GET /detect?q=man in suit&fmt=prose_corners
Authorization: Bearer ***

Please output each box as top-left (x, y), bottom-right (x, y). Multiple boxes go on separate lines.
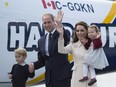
top-left (29, 11), bottom-right (71, 87)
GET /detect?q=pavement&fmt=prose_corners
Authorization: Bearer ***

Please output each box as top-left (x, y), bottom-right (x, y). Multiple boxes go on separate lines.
top-left (0, 72), bottom-right (116, 87)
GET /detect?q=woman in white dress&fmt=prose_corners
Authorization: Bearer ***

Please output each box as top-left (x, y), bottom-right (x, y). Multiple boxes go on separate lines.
top-left (56, 21), bottom-right (98, 87)
top-left (79, 25), bottom-right (109, 86)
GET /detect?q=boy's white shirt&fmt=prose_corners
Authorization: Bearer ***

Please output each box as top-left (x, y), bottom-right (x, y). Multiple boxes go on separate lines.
top-left (18, 61), bottom-right (26, 66)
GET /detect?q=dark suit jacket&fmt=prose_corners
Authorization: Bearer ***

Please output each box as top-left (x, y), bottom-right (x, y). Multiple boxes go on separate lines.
top-left (34, 29), bottom-right (71, 87)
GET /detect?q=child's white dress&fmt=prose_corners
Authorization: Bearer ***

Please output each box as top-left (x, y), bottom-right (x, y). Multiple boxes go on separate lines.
top-left (84, 42), bottom-right (109, 69)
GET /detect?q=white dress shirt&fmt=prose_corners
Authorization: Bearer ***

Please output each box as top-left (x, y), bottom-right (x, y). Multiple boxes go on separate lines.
top-left (45, 29), bottom-right (56, 56)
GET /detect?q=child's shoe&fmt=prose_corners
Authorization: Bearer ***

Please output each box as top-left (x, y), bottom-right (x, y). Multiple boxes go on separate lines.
top-left (88, 78), bottom-right (97, 86)
top-left (79, 76), bottom-right (88, 82)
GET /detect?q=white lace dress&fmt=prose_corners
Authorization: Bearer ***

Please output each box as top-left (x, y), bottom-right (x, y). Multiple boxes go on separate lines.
top-left (84, 42), bottom-right (109, 69)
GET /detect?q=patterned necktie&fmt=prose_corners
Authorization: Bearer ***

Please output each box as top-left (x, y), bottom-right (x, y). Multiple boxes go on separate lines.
top-left (48, 33), bottom-right (52, 55)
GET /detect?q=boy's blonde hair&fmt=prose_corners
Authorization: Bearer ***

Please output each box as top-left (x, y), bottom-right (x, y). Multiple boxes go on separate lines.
top-left (89, 25), bottom-right (99, 33)
top-left (14, 47), bottom-right (27, 57)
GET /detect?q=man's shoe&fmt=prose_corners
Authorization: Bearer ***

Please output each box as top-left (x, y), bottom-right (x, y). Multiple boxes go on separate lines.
top-left (88, 78), bottom-right (97, 86)
top-left (79, 76), bottom-right (88, 82)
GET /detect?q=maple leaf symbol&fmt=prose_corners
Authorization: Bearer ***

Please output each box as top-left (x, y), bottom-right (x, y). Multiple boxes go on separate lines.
top-left (47, 2), bottom-right (51, 6)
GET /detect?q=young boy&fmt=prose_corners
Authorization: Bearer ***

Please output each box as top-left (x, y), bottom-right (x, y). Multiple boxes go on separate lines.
top-left (8, 47), bottom-right (35, 87)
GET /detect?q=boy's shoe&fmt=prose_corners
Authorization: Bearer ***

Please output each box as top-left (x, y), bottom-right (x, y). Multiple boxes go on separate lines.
top-left (88, 78), bottom-right (97, 86)
top-left (79, 76), bottom-right (88, 82)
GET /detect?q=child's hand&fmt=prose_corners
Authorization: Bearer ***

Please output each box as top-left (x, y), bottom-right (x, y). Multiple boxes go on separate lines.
top-left (8, 73), bottom-right (12, 79)
top-left (29, 63), bottom-right (35, 73)
top-left (97, 32), bottom-right (101, 38)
